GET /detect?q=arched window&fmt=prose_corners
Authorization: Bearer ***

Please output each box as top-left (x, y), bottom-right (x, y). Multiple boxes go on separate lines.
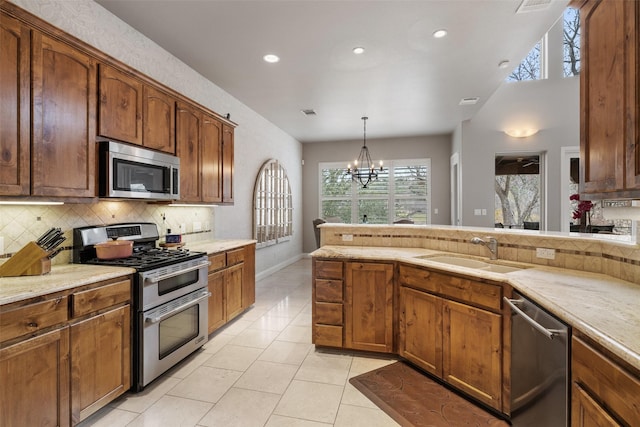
top-left (253, 159), bottom-right (293, 248)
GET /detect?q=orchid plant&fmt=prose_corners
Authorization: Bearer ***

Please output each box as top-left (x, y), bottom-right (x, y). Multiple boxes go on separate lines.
top-left (570, 193), bottom-right (594, 223)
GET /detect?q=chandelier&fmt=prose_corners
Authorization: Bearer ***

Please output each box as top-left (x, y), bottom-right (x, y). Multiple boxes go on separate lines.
top-left (346, 116), bottom-right (383, 188)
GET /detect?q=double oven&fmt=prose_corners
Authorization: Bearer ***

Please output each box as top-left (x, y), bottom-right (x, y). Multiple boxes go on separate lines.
top-left (74, 223), bottom-right (210, 391)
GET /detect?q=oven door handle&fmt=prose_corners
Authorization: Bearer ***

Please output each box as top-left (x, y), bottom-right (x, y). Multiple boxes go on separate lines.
top-left (504, 297), bottom-right (565, 340)
top-left (145, 261), bottom-right (211, 284)
top-left (145, 291), bottom-right (211, 324)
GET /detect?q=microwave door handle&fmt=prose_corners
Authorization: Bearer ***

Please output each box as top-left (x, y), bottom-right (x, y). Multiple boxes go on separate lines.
top-left (144, 261), bottom-right (211, 284)
top-left (145, 291), bottom-right (211, 324)
top-left (503, 297), bottom-right (565, 340)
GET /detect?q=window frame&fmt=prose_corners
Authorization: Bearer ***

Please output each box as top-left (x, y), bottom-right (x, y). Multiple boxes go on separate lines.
top-left (318, 158), bottom-right (431, 224)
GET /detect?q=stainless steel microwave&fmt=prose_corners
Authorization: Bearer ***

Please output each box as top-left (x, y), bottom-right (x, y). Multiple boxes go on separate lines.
top-left (98, 140), bottom-right (180, 200)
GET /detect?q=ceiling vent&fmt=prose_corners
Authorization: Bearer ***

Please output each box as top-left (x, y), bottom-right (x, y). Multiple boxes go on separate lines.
top-left (459, 97), bottom-right (479, 106)
top-left (516, 0), bottom-right (552, 13)
top-left (301, 109), bottom-right (317, 116)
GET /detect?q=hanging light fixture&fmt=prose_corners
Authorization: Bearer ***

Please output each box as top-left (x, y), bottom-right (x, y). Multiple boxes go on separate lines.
top-left (346, 116), bottom-right (384, 188)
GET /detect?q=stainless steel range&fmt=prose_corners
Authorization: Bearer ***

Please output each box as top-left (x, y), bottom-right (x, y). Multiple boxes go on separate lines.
top-left (73, 223), bottom-right (210, 391)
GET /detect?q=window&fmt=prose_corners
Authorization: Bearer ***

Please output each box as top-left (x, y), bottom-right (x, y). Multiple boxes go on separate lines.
top-left (319, 159), bottom-right (430, 224)
top-left (494, 154), bottom-right (543, 229)
top-left (506, 37), bottom-right (545, 82)
top-left (563, 7), bottom-right (581, 77)
top-left (253, 159), bottom-right (293, 248)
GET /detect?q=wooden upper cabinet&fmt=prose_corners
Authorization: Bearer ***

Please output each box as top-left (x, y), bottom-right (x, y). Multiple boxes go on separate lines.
top-left (201, 115), bottom-right (223, 203)
top-left (31, 31), bottom-right (96, 197)
top-left (143, 85), bottom-right (175, 154)
top-left (98, 64), bottom-right (143, 145)
top-left (580, 0), bottom-right (640, 198)
top-left (176, 101), bottom-right (202, 202)
top-left (222, 124), bottom-right (234, 203)
top-left (0, 14), bottom-right (30, 196)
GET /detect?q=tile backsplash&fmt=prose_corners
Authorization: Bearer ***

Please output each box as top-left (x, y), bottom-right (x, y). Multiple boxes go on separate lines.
top-left (0, 202), bottom-right (215, 264)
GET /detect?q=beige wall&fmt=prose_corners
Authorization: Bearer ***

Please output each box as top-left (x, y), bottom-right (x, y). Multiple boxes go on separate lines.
top-left (302, 134), bottom-right (452, 253)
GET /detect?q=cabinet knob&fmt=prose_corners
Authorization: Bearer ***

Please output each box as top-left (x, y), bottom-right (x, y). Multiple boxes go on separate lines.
top-left (27, 322), bottom-right (38, 328)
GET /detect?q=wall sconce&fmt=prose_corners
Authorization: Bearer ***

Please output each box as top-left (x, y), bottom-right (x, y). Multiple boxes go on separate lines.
top-left (504, 129), bottom-right (539, 138)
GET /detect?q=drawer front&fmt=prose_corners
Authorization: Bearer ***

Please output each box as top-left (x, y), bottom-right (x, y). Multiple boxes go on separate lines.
top-left (438, 275), bottom-right (501, 311)
top-left (314, 324), bottom-right (343, 347)
top-left (208, 253), bottom-right (226, 272)
top-left (315, 279), bottom-right (343, 302)
top-left (315, 260), bottom-right (343, 279)
top-left (0, 297), bottom-right (68, 342)
top-left (71, 279), bottom-right (131, 318)
top-left (398, 264), bottom-right (438, 293)
top-left (226, 248), bottom-right (245, 266)
top-left (315, 302), bottom-right (343, 325)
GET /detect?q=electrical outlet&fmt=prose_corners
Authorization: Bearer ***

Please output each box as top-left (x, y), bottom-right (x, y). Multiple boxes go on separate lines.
top-left (481, 209), bottom-right (487, 216)
top-left (180, 223), bottom-right (186, 232)
top-left (474, 209), bottom-right (482, 216)
top-left (0, 236), bottom-right (4, 255)
top-left (193, 221), bottom-right (202, 232)
top-left (204, 221), bottom-right (210, 231)
top-left (342, 234), bottom-right (353, 242)
top-left (434, 208), bottom-right (439, 215)
top-left (536, 248), bottom-right (556, 260)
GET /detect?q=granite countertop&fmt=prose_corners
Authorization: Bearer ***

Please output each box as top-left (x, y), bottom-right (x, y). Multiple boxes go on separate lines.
top-left (0, 239), bottom-right (255, 307)
top-left (186, 239), bottom-right (256, 255)
top-left (312, 245), bottom-right (640, 373)
top-left (0, 264), bottom-right (135, 306)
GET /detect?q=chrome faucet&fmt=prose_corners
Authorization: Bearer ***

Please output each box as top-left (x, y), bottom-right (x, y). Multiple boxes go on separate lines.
top-left (471, 236), bottom-right (498, 260)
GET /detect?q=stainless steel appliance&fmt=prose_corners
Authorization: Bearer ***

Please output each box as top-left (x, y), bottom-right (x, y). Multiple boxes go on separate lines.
top-left (73, 223), bottom-right (210, 391)
top-left (505, 291), bottom-right (570, 426)
top-left (98, 139), bottom-right (180, 200)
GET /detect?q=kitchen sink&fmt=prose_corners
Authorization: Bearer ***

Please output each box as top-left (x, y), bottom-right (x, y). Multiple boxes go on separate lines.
top-left (413, 254), bottom-right (528, 273)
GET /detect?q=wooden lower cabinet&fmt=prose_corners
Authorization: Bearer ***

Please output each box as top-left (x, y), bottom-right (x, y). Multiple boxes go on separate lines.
top-left (344, 262), bottom-right (394, 353)
top-left (70, 305), bottom-right (131, 424)
top-left (571, 336), bottom-right (640, 426)
top-left (0, 327), bottom-right (70, 427)
top-left (207, 245), bottom-right (255, 335)
top-left (312, 259), bottom-right (344, 347)
top-left (398, 286), bottom-right (443, 377)
top-left (442, 299), bottom-right (502, 409)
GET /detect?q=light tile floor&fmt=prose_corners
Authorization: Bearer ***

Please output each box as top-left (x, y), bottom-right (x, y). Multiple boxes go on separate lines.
top-left (79, 258), bottom-right (400, 427)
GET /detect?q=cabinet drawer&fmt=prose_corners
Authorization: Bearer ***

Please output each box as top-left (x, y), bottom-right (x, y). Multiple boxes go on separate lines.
top-left (315, 279), bottom-right (343, 302)
top-left (71, 279), bottom-right (131, 318)
top-left (208, 252), bottom-right (226, 272)
top-left (314, 324), bottom-right (343, 347)
top-left (572, 336), bottom-right (640, 426)
top-left (226, 248), bottom-right (244, 266)
top-left (398, 265), bottom-right (438, 293)
top-left (438, 275), bottom-right (502, 311)
top-left (0, 297), bottom-right (68, 342)
top-left (315, 260), bottom-right (343, 279)
top-left (315, 302), bottom-right (343, 325)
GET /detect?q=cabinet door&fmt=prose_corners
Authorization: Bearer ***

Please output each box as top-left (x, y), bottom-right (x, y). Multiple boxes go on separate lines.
top-left (32, 31), bottom-right (96, 197)
top-left (201, 115), bottom-right (222, 203)
top-left (225, 263), bottom-right (244, 321)
top-left (0, 14), bottom-right (30, 195)
top-left (241, 243), bottom-right (256, 309)
top-left (143, 85), bottom-right (175, 154)
top-left (176, 102), bottom-right (202, 202)
top-left (222, 124), bottom-right (234, 203)
top-left (399, 286), bottom-right (442, 377)
top-left (208, 269), bottom-right (226, 334)
top-left (442, 299), bottom-right (502, 411)
top-left (70, 305), bottom-right (131, 424)
top-left (344, 262), bottom-right (394, 353)
top-left (0, 327), bottom-right (70, 427)
top-left (580, 0), bottom-right (640, 196)
top-left (572, 382), bottom-right (622, 427)
top-left (98, 64), bottom-right (142, 145)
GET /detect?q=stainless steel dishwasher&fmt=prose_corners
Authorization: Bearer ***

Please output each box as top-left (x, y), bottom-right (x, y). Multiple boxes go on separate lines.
top-left (505, 291), bottom-right (570, 426)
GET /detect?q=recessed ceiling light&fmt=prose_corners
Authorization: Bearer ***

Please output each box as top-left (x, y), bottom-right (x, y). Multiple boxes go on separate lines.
top-left (498, 60), bottom-right (510, 69)
top-left (352, 47), bottom-right (365, 55)
top-left (433, 29), bottom-right (448, 38)
top-left (263, 54), bottom-right (280, 63)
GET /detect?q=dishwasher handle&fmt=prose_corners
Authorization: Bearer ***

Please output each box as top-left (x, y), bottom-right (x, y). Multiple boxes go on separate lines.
top-left (504, 297), bottom-right (566, 340)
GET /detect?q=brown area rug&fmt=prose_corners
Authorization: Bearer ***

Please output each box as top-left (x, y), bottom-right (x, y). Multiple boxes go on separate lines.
top-left (349, 361), bottom-right (509, 427)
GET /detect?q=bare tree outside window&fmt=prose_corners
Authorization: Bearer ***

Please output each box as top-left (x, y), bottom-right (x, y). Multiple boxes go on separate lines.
top-left (494, 155), bottom-right (541, 228)
top-left (563, 7), bottom-right (581, 77)
top-left (506, 41), bottom-right (541, 82)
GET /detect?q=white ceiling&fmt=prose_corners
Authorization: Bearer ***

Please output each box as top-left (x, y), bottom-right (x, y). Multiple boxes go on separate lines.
top-left (96, 0), bottom-right (569, 143)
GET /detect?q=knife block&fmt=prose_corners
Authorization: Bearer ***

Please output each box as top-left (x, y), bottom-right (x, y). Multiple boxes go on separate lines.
top-left (0, 241), bottom-right (51, 277)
